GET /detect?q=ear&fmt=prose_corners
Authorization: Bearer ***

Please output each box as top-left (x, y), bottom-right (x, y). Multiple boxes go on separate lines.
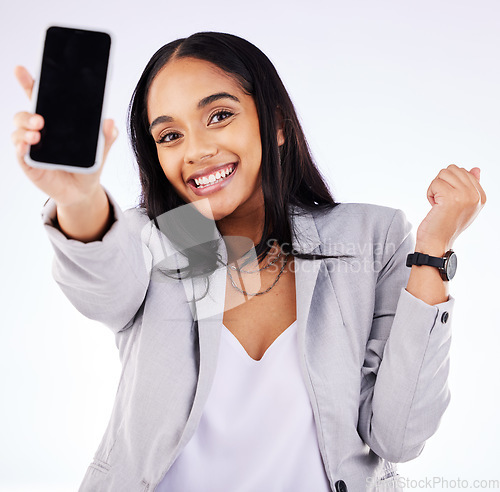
top-left (276, 107), bottom-right (285, 147)
top-left (277, 128), bottom-right (285, 147)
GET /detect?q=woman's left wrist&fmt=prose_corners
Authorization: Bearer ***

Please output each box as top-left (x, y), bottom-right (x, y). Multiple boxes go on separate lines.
top-left (414, 239), bottom-right (452, 257)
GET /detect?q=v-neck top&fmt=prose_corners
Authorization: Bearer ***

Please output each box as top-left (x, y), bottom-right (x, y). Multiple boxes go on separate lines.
top-left (156, 320), bottom-right (331, 491)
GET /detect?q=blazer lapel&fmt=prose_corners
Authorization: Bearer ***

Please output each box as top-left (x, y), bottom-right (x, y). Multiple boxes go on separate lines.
top-left (179, 230), bottom-right (228, 440)
top-left (288, 205), bottom-right (324, 352)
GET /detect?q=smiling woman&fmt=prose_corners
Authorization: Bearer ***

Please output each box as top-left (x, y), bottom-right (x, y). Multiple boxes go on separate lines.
top-left (147, 57), bottom-right (265, 224)
top-left (12, 30), bottom-right (486, 492)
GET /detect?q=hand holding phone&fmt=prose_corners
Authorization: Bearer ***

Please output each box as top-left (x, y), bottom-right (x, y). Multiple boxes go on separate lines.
top-left (12, 65), bottom-right (117, 209)
top-left (12, 26), bottom-right (119, 242)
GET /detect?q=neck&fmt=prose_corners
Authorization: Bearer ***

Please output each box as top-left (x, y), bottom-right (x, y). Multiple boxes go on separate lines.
top-left (216, 200), bottom-right (267, 265)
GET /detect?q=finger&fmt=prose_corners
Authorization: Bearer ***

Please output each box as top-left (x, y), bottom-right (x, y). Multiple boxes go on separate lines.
top-left (16, 141), bottom-right (30, 171)
top-left (442, 164), bottom-right (484, 203)
top-left (102, 119), bottom-right (118, 163)
top-left (448, 164), bottom-right (476, 182)
top-left (427, 177), bottom-right (454, 206)
top-left (11, 127), bottom-right (41, 146)
top-left (434, 165), bottom-right (486, 208)
top-left (13, 112), bottom-right (44, 131)
top-left (466, 167), bottom-right (487, 205)
top-left (436, 167), bottom-right (468, 190)
top-left (14, 66), bottom-right (35, 100)
top-left (450, 165), bottom-right (486, 205)
top-left (469, 167), bottom-right (480, 181)
top-left (15, 141), bottom-right (44, 181)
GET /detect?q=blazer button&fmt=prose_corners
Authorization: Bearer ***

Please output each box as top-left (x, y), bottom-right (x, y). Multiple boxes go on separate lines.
top-left (335, 480), bottom-right (348, 492)
top-left (441, 311), bottom-right (449, 323)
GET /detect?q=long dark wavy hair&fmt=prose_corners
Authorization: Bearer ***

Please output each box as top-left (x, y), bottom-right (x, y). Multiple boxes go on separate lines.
top-left (128, 32), bottom-right (351, 296)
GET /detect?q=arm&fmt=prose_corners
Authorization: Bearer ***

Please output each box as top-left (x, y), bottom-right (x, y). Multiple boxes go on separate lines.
top-left (13, 66), bottom-right (147, 335)
top-left (42, 190), bottom-right (152, 334)
top-left (56, 184), bottom-right (112, 242)
top-left (358, 163), bottom-right (486, 462)
top-left (357, 209), bottom-right (455, 462)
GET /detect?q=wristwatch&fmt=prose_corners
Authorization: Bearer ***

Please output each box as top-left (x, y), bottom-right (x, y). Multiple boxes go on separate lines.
top-left (406, 249), bottom-right (457, 281)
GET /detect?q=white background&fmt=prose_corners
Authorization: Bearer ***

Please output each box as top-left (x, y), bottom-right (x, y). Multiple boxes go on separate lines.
top-left (1, 1), bottom-right (499, 491)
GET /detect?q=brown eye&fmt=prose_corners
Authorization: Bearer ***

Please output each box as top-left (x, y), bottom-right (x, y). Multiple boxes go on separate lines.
top-left (157, 131), bottom-right (182, 144)
top-left (209, 110), bottom-right (234, 124)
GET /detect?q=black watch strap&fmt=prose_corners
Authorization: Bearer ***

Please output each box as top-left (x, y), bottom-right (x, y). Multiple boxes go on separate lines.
top-left (405, 252), bottom-right (445, 269)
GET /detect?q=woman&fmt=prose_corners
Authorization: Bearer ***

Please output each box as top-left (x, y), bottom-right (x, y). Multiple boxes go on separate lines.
top-left (12, 32), bottom-right (486, 491)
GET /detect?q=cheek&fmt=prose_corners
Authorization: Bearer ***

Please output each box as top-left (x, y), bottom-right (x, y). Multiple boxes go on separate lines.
top-left (228, 123), bottom-right (262, 167)
top-left (246, 137), bottom-right (263, 173)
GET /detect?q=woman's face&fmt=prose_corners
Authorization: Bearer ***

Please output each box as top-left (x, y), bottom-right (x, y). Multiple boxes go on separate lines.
top-left (147, 57), bottom-right (278, 222)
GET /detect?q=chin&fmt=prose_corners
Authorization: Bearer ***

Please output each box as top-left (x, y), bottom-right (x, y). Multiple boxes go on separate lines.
top-left (211, 208), bottom-right (237, 222)
top-left (189, 198), bottom-right (235, 222)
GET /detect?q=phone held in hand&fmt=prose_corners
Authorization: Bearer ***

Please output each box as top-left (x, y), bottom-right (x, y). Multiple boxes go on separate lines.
top-left (26, 26), bottom-right (112, 173)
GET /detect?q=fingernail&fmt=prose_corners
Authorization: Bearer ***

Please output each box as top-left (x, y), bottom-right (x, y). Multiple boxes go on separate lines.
top-left (29, 115), bottom-right (40, 128)
top-left (112, 126), bottom-right (118, 139)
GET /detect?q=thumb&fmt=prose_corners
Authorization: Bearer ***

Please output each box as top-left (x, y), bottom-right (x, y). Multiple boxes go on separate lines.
top-left (469, 167), bottom-right (481, 182)
top-left (102, 119), bottom-right (118, 163)
top-left (14, 65), bottom-right (35, 100)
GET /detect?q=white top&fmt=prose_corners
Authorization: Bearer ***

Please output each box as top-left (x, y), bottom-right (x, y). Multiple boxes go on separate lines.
top-left (157, 320), bottom-right (331, 492)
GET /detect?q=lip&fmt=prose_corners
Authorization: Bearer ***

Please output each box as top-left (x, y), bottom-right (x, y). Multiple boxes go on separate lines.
top-left (187, 162), bottom-right (238, 196)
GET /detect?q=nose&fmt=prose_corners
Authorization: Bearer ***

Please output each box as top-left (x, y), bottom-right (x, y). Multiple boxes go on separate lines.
top-left (184, 128), bottom-right (217, 165)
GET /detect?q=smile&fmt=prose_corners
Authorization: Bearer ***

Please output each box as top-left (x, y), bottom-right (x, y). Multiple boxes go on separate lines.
top-left (192, 164), bottom-right (236, 188)
top-left (187, 162), bottom-right (238, 196)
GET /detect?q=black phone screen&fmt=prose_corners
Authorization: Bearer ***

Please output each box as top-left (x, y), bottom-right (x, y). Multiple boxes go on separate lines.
top-left (30, 26), bottom-right (111, 168)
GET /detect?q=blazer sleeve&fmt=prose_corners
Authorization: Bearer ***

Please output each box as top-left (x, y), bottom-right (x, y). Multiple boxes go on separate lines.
top-left (357, 208), bottom-right (455, 463)
top-left (41, 190), bottom-right (152, 335)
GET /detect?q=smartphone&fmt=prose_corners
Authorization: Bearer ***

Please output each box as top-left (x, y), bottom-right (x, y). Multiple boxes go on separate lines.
top-left (27, 26), bottom-right (112, 173)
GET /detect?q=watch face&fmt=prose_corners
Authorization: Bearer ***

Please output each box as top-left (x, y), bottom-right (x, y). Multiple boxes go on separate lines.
top-left (446, 252), bottom-right (458, 280)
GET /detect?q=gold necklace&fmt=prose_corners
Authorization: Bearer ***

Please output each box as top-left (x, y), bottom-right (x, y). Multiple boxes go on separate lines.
top-left (228, 250), bottom-right (283, 273)
top-left (227, 241), bottom-right (283, 273)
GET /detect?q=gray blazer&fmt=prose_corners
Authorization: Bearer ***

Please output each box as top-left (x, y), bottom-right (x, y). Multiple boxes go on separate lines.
top-left (42, 192), bottom-right (454, 492)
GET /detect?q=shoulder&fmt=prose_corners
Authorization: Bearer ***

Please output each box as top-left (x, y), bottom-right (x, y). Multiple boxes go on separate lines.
top-left (315, 201), bottom-right (408, 230)
top-left (121, 204), bottom-right (191, 267)
top-left (103, 189), bottom-right (152, 236)
top-left (123, 205), bottom-right (152, 233)
top-left (314, 202), bottom-right (399, 222)
top-left (307, 202), bottom-right (413, 250)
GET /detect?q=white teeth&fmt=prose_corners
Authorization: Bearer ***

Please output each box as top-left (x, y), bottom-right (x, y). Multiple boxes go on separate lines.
top-left (193, 165), bottom-right (235, 188)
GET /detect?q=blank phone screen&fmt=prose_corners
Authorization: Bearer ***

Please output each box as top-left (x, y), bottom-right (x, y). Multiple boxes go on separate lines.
top-left (30, 26), bottom-right (111, 168)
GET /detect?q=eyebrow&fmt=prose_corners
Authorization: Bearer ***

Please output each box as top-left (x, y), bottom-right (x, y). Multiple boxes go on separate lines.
top-left (149, 92), bottom-right (240, 134)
